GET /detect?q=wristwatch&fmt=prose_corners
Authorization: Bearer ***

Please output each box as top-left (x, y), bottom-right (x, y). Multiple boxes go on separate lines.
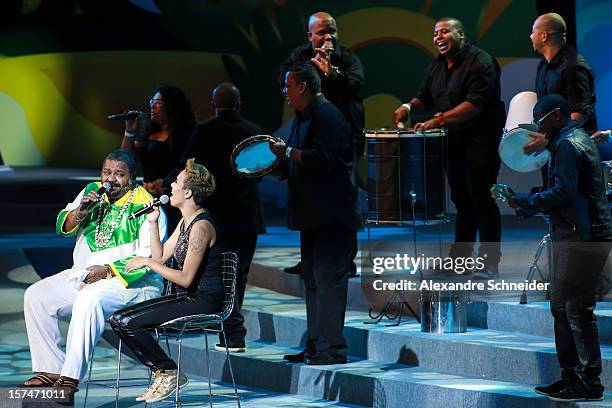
top-left (104, 264), bottom-right (113, 279)
top-left (285, 146), bottom-right (292, 159)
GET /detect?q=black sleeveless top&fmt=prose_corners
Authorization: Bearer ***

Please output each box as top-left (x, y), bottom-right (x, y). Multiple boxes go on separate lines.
top-left (173, 211), bottom-right (224, 294)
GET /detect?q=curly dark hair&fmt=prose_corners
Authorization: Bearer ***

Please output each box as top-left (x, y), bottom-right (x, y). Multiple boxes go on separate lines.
top-left (142, 85), bottom-right (196, 150)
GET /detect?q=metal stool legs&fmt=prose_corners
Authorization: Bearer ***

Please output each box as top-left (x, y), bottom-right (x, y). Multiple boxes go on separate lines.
top-left (82, 339), bottom-right (122, 408)
top-left (169, 326), bottom-right (241, 408)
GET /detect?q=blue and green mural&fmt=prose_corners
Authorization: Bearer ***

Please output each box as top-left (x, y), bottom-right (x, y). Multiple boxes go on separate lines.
top-left (0, 0), bottom-right (538, 168)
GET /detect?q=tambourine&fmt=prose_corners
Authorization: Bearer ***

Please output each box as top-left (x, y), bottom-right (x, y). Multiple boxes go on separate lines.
top-left (230, 135), bottom-right (282, 178)
top-left (499, 127), bottom-right (550, 173)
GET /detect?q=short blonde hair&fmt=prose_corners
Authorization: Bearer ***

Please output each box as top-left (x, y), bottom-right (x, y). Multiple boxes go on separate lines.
top-left (183, 158), bottom-right (216, 205)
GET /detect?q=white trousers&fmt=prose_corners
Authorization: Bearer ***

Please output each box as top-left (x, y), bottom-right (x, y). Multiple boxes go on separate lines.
top-left (23, 271), bottom-right (139, 381)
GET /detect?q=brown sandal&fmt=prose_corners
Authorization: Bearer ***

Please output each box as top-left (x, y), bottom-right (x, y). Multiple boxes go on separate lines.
top-left (17, 373), bottom-right (57, 387)
top-left (52, 376), bottom-right (79, 405)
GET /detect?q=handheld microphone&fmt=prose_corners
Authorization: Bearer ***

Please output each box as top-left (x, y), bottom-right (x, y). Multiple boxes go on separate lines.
top-left (80, 182), bottom-right (112, 211)
top-left (106, 111), bottom-right (140, 121)
top-left (128, 195), bottom-right (170, 220)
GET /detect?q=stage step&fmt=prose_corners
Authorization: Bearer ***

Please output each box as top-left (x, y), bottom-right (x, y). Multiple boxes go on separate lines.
top-left (469, 300), bottom-right (612, 344)
top-left (170, 336), bottom-right (611, 408)
top-left (234, 287), bottom-right (612, 390)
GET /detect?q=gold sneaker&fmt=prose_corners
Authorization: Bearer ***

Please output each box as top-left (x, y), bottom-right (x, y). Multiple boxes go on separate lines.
top-left (145, 369), bottom-right (189, 403)
top-left (135, 370), bottom-right (163, 402)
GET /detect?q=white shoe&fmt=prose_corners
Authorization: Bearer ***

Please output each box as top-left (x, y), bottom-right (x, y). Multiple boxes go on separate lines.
top-left (145, 370), bottom-right (189, 403)
top-left (214, 343), bottom-right (246, 353)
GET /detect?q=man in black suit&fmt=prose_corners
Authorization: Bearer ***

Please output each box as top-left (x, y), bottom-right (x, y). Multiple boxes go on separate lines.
top-left (270, 62), bottom-right (362, 365)
top-left (179, 83), bottom-right (266, 351)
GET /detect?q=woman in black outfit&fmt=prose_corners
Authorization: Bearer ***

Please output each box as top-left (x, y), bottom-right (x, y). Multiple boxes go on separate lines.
top-left (109, 158), bottom-right (222, 404)
top-left (121, 85), bottom-right (196, 231)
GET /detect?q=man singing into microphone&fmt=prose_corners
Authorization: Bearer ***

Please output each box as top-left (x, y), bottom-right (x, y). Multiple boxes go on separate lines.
top-left (280, 11), bottom-right (364, 277)
top-left (18, 150), bottom-right (166, 400)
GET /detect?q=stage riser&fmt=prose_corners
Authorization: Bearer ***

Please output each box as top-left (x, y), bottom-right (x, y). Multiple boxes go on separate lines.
top-left (167, 338), bottom-right (589, 408)
top-left (469, 301), bottom-right (612, 344)
top-left (249, 263), bottom-right (612, 344)
top-left (239, 304), bottom-right (612, 389)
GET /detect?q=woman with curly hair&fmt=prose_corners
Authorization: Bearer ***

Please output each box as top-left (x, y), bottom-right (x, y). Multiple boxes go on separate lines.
top-left (109, 159), bottom-right (222, 403)
top-left (121, 85), bottom-right (196, 230)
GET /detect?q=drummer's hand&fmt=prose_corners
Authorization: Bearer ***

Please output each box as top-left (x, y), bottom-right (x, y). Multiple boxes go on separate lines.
top-left (392, 105), bottom-right (410, 127)
top-left (269, 141), bottom-right (287, 158)
top-left (414, 119), bottom-right (438, 131)
top-left (591, 130), bottom-right (612, 145)
top-left (523, 131), bottom-right (548, 155)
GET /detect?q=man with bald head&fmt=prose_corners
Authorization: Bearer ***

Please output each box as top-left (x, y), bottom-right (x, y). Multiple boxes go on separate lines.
top-left (280, 11), bottom-right (364, 277)
top-left (174, 82), bottom-right (266, 351)
top-left (281, 12), bottom-right (364, 152)
top-left (524, 13), bottom-right (598, 153)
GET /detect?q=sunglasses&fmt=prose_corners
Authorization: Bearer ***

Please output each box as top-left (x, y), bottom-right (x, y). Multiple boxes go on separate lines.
top-left (533, 107), bottom-right (560, 130)
top-left (149, 98), bottom-right (165, 108)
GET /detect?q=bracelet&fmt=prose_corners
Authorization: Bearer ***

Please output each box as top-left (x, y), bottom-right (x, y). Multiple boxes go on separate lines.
top-left (104, 264), bottom-right (113, 279)
top-left (72, 210), bottom-right (86, 222)
top-left (285, 146), bottom-right (292, 159)
top-left (325, 66), bottom-right (340, 78)
top-left (124, 131), bottom-right (136, 139)
top-left (402, 103), bottom-right (412, 112)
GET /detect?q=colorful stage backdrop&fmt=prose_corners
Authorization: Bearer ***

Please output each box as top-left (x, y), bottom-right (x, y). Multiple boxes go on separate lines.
top-left (22, 0), bottom-right (612, 170)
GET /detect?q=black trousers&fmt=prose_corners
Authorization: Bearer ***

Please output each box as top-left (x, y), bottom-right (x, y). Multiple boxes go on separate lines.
top-left (300, 224), bottom-right (356, 357)
top-left (550, 239), bottom-right (611, 391)
top-left (447, 143), bottom-right (501, 263)
top-left (219, 234), bottom-right (258, 345)
top-left (109, 290), bottom-right (223, 372)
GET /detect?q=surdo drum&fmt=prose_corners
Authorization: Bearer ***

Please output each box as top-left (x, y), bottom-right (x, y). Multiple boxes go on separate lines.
top-left (365, 129), bottom-right (447, 225)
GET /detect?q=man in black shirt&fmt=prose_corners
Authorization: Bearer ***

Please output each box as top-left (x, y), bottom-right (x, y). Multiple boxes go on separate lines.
top-left (524, 13), bottom-right (598, 154)
top-left (281, 11), bottom-right (364, 276)
top-left (270, 62), bottom-right (362, 365)
top-left (178, 83), bottom-right (266, 352)
top-left (281, 11), bottom-right (365, 156)
top-left (392, 17), bottom-right (505, 278)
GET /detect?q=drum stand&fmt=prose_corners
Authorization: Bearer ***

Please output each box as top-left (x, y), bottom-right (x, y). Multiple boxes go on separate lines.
top-left (365, 188), bottom-right (421, 326)
top-left (520, 217), bottom-right (552, 304)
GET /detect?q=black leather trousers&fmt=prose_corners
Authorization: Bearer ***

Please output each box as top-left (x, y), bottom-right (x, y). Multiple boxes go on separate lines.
top-left (550, 239), bottom-right (611, 391)
top-left (110, 290), bottom-right (223, 371)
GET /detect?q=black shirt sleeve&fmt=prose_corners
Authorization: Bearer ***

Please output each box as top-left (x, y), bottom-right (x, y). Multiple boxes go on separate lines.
top-left (323, 49), bottom-right (364, 98)
top-left (464, 57), bottom-right (500, 111)
top-left (415, 62), bottom-right (435, 111)
top-left (562, 64), bottom-right (595, 119)
top-left (300, 105), bottom-right (349, 172)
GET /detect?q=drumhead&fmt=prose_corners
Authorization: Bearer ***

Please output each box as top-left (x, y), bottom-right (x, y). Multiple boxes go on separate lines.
top-left (364, 128), bottom-right (445, 138)
top-left (499, 128), bottom-right (550, 173)
top-left (231, 135), bottom-right (281, 177)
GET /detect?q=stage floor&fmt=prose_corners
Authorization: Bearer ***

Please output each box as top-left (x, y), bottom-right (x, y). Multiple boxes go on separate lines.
top-left (1, 201), bottom-right (612, 406)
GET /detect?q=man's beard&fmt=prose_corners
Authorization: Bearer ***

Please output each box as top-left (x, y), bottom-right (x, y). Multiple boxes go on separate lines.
top-left (107, 183), bottom-right (133, 201)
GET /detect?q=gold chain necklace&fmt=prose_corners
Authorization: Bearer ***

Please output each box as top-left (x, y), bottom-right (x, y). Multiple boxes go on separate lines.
top-left (94, 188), bottom-right (137, 249)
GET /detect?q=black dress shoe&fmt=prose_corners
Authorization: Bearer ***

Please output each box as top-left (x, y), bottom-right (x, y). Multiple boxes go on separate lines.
top-left (348, 262), bottom-right (359, 278)
top-left (283, 262), bottom-right (302, 275)
top-left (547, 382), bottom-right (604, 402)
top-left (534, 377), bottom-right (577, 396)
top-left (283, 349), bottom-right (311, 362)
top-left (304, 352), bottom-right (347, 365)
